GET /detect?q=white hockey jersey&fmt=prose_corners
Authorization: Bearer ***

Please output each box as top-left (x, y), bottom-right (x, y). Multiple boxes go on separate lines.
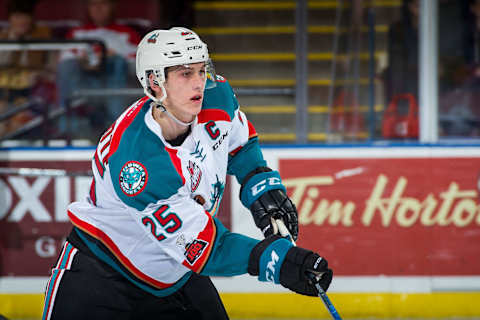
top-left (67, 78), bottom-right (267, 296)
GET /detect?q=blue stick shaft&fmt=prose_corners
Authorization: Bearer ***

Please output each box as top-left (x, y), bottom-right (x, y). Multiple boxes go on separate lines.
top-left (314, 281), bottom-right (342, 320)
top-left (275, 219), bottom-right (342, 320)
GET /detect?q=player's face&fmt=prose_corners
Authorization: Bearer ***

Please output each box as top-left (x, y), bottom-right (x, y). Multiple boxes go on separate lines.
top-left (163, 63), bottom-right (206, 123)
top-left (88, 0), bottom-right (114, 27)
top-left (8, 13), bottom-right (33, 38)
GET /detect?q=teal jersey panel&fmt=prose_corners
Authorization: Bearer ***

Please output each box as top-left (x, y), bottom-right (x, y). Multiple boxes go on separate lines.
top-left (202, 77), bottom-right (239, 120)
top-left (227, 136), bottom-right (267, 184)
top-left (200, 217), bottom-right (260, 277)
top-left (109, 102), bottom-right (184, 212)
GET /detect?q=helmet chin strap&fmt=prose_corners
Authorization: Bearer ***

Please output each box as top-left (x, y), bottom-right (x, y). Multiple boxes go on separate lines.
top-left (152, 102), bottom-right (195, 127)
top-left (145, 85), bottom-right (195, 127)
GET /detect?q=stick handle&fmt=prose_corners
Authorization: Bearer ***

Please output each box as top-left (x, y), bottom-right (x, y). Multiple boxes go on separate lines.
top-left (274, 218), bottom-right (296, 245)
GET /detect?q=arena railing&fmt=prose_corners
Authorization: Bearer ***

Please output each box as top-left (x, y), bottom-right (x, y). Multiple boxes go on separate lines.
top-left (0, 39), bottom-right (106, 145)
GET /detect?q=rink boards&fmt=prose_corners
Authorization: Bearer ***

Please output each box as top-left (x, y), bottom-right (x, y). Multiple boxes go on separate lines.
top-left (1, 145), bottom-right (480, 319)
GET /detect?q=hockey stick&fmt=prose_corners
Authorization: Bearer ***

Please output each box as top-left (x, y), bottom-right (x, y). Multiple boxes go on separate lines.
top-left (274, 219), bottom-right (343, 320)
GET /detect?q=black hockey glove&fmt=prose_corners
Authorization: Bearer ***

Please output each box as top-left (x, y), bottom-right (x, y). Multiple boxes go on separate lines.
top-left (280, 245), bottom-right (333, 296)
top-left (250, 189), bottom-right (299, 241)
top-left (240, 167), bottom-right (298, 241)
top-left (248, 236), bottom-right (333, 297)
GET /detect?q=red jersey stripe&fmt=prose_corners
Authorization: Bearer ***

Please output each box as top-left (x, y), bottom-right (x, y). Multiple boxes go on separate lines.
top-left (68, 210), bottom-right (173, 289)
top-left (247, 120), bottom-right (257, 137)
top-left (89, 178), bottom-right (96, 205)
top-left (94, 151), bottom-right (104, 177)
top-left (197, 109), bottom-right (231, 123)
top-left (229, 146), bottom-right (242, 157)
top-left (106, 97), bottom-right (149, 163)
top-left (100, 137), bottom-right (111, 154)
top-left (100, 125), bottom-right (114, 143)
top-left (182, 213), bottom-right (216, 273)
top-left (165, 147), bottom-right (186, 185)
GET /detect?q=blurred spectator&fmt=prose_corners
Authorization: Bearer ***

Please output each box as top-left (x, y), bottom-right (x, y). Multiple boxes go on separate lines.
top-left (384, 0), bottom-right (476, 137)
top-left (463, 0), bottom-right (480, 74)
top-left (435, 0), bottom-right (480, 137)
top-left (384, 0), bottom-right (464, 103)
top-left (0, 0), bottom-right (53, 138)
top-left (57, 0), bottom-right (140, 137)
top-left (384, 0), bottom-right (419, 104)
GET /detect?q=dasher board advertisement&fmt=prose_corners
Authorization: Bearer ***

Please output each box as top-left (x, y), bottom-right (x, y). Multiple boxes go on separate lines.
top-left (1, 146), bottom-right (480, 294)
top-left (229, 146), bottom-right (480, 292)
top-left (0, 149), bottom-right (231, 280)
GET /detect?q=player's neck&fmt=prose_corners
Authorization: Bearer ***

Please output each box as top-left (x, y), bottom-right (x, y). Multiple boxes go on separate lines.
top-left (152, 106), bottom-right (190, 141)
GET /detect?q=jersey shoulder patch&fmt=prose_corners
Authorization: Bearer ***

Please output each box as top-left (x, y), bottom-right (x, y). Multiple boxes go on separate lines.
top-left (109, 106), bottom-right (184, 211)
top-left (201, 75), bottom-right (238, 121)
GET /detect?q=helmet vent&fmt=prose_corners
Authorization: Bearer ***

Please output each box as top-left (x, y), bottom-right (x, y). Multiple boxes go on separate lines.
top-left (166, 42), bottom-right (174, 45)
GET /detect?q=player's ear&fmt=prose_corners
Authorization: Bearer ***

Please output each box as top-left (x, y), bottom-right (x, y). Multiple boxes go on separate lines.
top-left (148, 73), bottom-right (156, 88)
top-left (148, 73), bottom-right (161, 93)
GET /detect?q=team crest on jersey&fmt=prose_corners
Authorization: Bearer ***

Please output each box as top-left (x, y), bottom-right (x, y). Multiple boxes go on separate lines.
top-left (184, 239), bottom-right (208, 266)
top-left (187, 160), bottom-right (202, 192)
top-left (215, 74), bottom-right (226, 82)
top-left (119, 161), bottom-right (148, 196)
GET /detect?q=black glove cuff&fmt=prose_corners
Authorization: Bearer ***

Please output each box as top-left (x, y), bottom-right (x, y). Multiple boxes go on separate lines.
top-left (247, 235), bottom-right (283, 276)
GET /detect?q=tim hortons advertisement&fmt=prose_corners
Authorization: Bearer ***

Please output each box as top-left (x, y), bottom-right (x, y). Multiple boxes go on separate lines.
top-left (0, 158), bottom-right (231, 277)
top-left (280, 157), bottom-right (480, 276)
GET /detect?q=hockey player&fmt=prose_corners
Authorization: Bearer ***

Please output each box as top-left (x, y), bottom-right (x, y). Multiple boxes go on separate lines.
top-left (42, 27), bottom-right (333, 319)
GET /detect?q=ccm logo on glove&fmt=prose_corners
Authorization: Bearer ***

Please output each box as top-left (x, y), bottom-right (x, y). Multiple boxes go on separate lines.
top-left (251, 177), bottom-right (281, 197)
top-left (313, 256), bottom-right (323, 269)
top-left (266, 250), bottom-right (280, 282)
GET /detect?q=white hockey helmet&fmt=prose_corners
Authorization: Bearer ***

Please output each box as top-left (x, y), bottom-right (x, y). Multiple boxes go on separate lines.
top-left (136, 27), bottom-right (215, 103)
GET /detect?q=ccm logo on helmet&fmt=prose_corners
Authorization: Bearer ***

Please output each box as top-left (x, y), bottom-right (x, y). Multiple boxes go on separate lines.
top-left (187, 45), bottom-right (203, 51)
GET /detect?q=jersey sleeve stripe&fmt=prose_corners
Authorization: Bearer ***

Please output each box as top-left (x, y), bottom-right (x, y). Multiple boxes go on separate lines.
top-left (229, 146), bottom-right (242, 157)
top-left (237, 110), bottom-right (244, 125)
top-left (107, 96), bottom-right (149, 161)
top-left (247, 120), bottom-right (258, 139)
top-left (182, 212), bottom-right (217, 273)
top-left (100, 123), bottom-right (114, 142)
top-left (228, 132), bottom-right (258, 157)
top-left (197, 108), bottom-right (231, 123)
top-left (165, 147), bottom-right (185, 185)
top-left (89, 178), bottom-right (97, 205)
top-left (68, 210), bottom-right (173, 289)
top-left (100, 137), bottom-right (111, 154)
top-left (94, 151), bottom-right (105, 177)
